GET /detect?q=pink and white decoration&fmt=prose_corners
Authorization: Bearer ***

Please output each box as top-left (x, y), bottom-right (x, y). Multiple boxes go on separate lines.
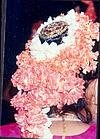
top-left (10, 9), bottom-right (99, 138)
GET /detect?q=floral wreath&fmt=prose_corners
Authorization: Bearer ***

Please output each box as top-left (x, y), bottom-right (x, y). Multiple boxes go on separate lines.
top-left (10, 9), bottom-right (99, 139)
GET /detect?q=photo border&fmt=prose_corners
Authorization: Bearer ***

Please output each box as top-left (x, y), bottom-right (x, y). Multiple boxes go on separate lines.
top-left (0, 0), bottom-right (100, 139)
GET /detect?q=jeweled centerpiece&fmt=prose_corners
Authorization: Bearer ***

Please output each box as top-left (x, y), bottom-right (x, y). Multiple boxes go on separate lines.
top-left (39, 21), bottom-right (68, 44)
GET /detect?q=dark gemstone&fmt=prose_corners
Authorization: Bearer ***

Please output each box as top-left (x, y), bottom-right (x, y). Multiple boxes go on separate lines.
top-left (39, 21), bottom-right (68, 45)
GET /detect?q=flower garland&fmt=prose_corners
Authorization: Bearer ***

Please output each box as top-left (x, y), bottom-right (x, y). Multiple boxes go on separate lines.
top-left (10, 9), bottom-right (99, 138)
